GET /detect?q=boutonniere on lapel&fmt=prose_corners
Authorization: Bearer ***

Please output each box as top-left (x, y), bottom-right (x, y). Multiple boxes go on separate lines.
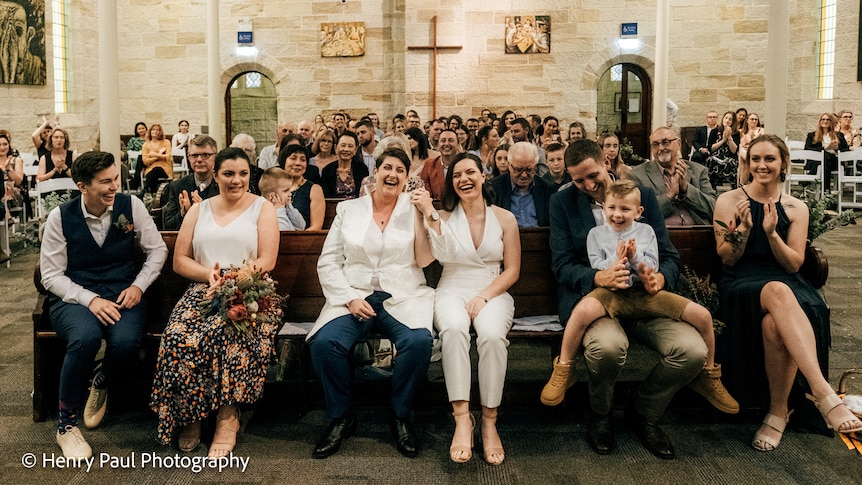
top-left (113, 214), bottom-right (135, 234)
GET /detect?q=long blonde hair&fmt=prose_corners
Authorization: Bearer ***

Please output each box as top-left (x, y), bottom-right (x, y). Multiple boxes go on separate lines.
top-left (812, 112), bottom-right (838, 149)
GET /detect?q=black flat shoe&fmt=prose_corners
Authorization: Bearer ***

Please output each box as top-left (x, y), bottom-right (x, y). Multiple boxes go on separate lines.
top-left (625, 402), bottom-right (675, 459)
top-left (312, 412), bottom-right (356, 459)
top-left (390, 415), bottom-right (419, 458)
top-left (586, 410), bottom-right (615, 455)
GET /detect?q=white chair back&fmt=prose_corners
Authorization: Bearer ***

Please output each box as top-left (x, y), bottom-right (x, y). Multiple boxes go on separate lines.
top-left (785, 140), bottom-right (805, 150)
top-left (35, 178), bottom-right (79, 218)
top-left (786, 149), bottom-right (824, 198)
top-left (19, 152), bottom-right (38, 166)
top-left (171, 147), bottom-right (188, 177)
top-left (837, 150), bottom-right (862, 211)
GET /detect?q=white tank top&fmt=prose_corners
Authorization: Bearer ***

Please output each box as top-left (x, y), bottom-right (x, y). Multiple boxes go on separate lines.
top-left (192, 197), bottom-right (264, 268)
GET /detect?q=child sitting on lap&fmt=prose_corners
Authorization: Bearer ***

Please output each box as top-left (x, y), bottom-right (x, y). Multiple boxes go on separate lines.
top-left (259, 168), bottom-right (306, 231)
top-left (542, 179), bottom-right (738, 414)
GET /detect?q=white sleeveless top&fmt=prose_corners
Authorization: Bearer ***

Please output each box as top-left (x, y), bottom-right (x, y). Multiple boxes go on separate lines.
top-left (193, 197), bottom-right (264, 268)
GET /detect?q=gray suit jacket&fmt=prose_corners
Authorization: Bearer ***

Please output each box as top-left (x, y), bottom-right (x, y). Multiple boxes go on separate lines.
top-left (626, 159), bottom-right (716, 225)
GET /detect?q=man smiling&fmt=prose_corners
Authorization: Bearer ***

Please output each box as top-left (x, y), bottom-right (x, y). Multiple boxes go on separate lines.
top-left (40, 151), bottom-right (167, 459)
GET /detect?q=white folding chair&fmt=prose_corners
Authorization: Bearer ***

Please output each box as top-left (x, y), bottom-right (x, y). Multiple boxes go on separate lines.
top-left (786, 149), bottom-right (824, 198)
top-left (837, 150), bottom-right (862, 212)
top-left (171, 147), bottom-right (188, 178)
top-left (19, 152), bottom-right (38, 167)
top-left (127, 150), bottom-right (141, 175)
top-left (35, 178), bottom-right (79, 219)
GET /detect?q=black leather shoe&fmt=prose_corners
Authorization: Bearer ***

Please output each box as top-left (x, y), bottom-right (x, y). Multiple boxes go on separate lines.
top-left (586, 410), bottom-right (615, 455)
top-left (625, 402), bottom-right (675, 459)
top-left (312, 413), bottom-right (356, 459)
top-left (390, 416), bottom-right (419, 458)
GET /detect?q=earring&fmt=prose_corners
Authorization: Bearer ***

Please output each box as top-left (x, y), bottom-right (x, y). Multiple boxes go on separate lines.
top-left (780, 172), bottom-right (786, 182)
top-left (748, 173), bottom-right (754, 183)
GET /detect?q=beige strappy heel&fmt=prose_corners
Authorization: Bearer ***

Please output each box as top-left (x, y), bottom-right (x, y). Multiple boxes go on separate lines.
top-left (450, 411), bottom-right (475, 463)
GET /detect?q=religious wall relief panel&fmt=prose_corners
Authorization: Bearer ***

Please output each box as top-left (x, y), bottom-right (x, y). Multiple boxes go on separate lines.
top-left (0, 0), bottom-right (46, 84)
top-left (320, 22), bottom-right (366, 57)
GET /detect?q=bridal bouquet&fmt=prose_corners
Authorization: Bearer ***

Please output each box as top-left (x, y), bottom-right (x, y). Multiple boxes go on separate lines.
top-left (200, 261), bottom-right (284, 335)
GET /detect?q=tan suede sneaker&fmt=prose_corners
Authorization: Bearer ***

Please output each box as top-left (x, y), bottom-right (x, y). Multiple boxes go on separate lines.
top-left (688, 364), bottom-right (739, 414)
top-left (540, 356), bottom-right (576, 406)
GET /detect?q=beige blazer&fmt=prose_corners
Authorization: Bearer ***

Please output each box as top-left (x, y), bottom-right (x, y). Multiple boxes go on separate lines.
top-left (308, 193), bottom-right (434, 339)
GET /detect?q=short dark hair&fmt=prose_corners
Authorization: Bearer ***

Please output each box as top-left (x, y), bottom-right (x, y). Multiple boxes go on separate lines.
top-left (71, 151), bottom-right (116, 185)
top-left (545, 142), bottom-right (566, 154)
top-left (355, 119), bottom-right (374, 131)
top-left (277, 143), bottom-right (308, 169)
top-left (214, 147), bottom-right (250, 173)
top-left (564, 139), bottom-right (602, 168)
top-left (512, 117), bottom-right (532, 133)
top-left (442, 153), bottom-right (493, 211)
top-left (476, 125), bottom-right (495, 144)
top-left (338, 131), bottom-right (359, 147)
top-left (376, 147), bottom-right (411, 173)
top-left (279, 133), bottom-right (304, 151)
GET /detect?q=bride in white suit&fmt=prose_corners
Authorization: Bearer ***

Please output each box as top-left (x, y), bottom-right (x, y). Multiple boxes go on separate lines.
top-left (307, 148), bottom-right (436, 460)
top-left (415, 153), bottom-right (521, 465)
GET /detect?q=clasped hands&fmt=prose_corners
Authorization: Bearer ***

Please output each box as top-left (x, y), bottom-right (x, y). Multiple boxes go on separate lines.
top-left (87, 286), bottom-right (143, 325)
top-left (595, 238), bottom-right (664, 294)
top-left (178, 189), bottom-right (204, 216)
top-left (665, 159), bottom-right (688, 200)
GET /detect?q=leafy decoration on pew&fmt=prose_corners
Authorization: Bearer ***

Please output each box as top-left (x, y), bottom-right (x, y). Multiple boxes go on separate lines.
top-left (677, 265), bottom-right (725, 336)
top-left (199, 260), bottom-right (284, 335)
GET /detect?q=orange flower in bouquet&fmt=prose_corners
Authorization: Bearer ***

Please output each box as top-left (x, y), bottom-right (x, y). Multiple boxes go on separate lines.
top-left (200, 261), bottom-right (285, 335)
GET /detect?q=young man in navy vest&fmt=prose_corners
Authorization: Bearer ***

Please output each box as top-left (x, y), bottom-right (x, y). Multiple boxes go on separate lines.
top-left (40, 151), bottom-right (167, 459)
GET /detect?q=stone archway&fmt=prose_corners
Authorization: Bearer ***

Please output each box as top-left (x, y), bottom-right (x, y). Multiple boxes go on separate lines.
top-left (581, 49), bottom-right (656, 158)
top-left (225, 71), bottom-right (278, 150)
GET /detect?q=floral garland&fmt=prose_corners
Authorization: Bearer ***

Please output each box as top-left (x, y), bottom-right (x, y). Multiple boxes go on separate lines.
top-left (199, 261), bottom-right (284, 335)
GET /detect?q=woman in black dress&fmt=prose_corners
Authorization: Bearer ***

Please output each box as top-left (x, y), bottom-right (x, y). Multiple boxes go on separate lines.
top-left (713, 134), bottom-right (862, 452)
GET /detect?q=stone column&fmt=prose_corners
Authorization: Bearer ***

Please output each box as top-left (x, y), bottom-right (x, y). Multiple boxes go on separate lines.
top-left (766, 0), bottom-right (789, 138)
top-left (652, 0), bottom-right (669, 131)
top-left (98, 0), bottom-right (120, 160)
top-left (208, 0), bottom-right (223, 147)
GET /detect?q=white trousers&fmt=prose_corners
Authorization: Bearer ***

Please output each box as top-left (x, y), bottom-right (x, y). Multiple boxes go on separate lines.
top-left (434, 282), bottom-right (514, 408)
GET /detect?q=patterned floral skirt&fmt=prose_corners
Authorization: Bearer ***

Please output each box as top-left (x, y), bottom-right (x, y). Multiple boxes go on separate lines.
top-left (149, 282), bottom-right (277, 445)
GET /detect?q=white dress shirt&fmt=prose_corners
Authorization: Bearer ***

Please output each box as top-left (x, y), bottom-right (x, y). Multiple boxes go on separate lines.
top-left (40, 196), bottom-right (168, 307)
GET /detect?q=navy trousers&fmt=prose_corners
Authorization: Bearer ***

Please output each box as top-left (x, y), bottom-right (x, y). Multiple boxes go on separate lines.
top-left (309, 291), bottom-right (432, 420)
top-left (50, 295), bottom-right (146, 410)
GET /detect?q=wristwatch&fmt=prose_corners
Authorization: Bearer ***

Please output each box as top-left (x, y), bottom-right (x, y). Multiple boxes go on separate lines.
top-left (426, 210), bottom-right (440, 222)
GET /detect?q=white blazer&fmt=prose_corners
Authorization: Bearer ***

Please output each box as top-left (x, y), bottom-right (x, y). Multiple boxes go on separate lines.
top-left (308, 193), bottom-right (434, 339)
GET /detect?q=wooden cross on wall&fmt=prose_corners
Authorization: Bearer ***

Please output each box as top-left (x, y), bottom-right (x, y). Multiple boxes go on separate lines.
top-left (407, 16), bottom-right (462, 119)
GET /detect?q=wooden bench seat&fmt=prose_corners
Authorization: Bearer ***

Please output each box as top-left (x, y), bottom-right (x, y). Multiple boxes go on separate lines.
top-left (31, 225), bottom-right (828, 421)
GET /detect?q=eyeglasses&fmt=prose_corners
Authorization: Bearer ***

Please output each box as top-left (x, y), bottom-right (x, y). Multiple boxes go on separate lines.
top-left (188, 152), bottom-right (215, 160)
top-left (842, 114), bottom-right (854, 119)
top-left (649, 138), bottom-right (678, 149)
top-left (510, 166), bottom-right (535, 176)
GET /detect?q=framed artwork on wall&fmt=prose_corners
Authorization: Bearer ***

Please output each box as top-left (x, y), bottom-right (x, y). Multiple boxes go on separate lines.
top-left (320, 22), bottom-right (366, 57)
top-left (0, 0), bottom-right (46, 85)
top-left (505, 15), bottom-right (550, 54)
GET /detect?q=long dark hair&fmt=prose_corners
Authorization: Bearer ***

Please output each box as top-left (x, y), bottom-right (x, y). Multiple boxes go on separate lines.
top-left (441, 153), bottom-right (494, 212)
top-left (404, 127), bottom-right (429, 160)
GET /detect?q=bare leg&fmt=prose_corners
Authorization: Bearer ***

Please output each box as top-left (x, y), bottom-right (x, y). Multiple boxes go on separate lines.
top-left (449, 400), bottom-right (473, 463)
top-left (680, 301), bottom-right (716, 367)
top-left (760, 282), bottom-right (860, 431)
top-left (756, 313), bottom-right (796, 444)
top-left (209, 405), bottom-right (239, 458)
top-left (559, 297), bottom-right (607, 363)
top-left (481, 406), bottom-right (505, 465)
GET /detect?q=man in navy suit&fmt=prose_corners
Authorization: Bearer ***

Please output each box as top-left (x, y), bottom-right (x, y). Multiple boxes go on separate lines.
top-left (489, 142), bottom-right (557, 227)
top-left (691, 111), bottom-right (719, 164)
top-left (544, 139), bottom-right (706, 460)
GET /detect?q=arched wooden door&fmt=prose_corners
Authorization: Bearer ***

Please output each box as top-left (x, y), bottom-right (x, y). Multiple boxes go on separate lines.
top-left (596, 63), bottom-right (652, 159)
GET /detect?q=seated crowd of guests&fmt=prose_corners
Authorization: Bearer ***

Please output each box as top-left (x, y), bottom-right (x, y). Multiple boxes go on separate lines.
top-left (23, 108), bottom-right (862, 467)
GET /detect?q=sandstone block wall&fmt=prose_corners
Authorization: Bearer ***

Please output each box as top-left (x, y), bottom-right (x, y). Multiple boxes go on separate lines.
top-left (0, 1), bottom-right (859, 156)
